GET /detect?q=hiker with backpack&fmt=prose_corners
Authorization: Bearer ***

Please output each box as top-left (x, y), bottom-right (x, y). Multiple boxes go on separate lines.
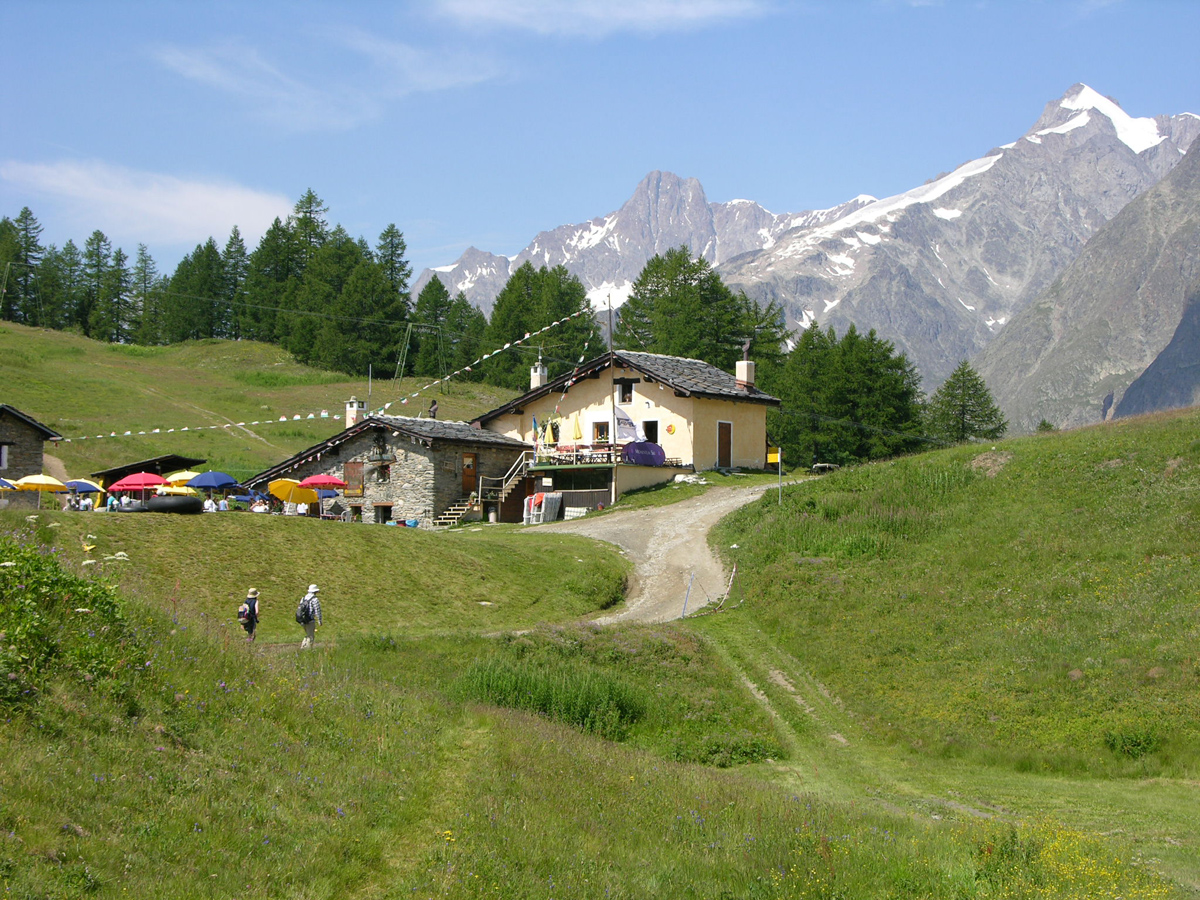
top-left (237, 588), bottom-right (261, 643)
top-left (296, 584), bottom-right (323, 649)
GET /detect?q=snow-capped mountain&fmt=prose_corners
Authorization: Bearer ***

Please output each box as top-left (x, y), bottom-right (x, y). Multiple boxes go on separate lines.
top-left (719, 84), bottom-right (1199, 385)
top-left (975, 133), bottom-right (1200, 432)
top-left (413, 85), bottom-right (1198, 390)
top-left (411, 172), bottom-right (873, 314)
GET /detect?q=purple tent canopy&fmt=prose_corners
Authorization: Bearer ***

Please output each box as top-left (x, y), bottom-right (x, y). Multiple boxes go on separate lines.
top-left (622, 441), bottom-right (667, 467)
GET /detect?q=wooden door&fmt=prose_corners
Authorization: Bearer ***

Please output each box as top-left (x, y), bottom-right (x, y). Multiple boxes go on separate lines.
top-left (717, 422), bottom-right (732, 469)
top-left (462, 453), bottom-right (477, 493)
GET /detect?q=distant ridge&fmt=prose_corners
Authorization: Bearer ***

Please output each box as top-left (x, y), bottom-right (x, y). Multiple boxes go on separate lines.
top-left (415, 85), bottom-right (1199, 390)
top-left (975, 131), bottom-right (1200, 431)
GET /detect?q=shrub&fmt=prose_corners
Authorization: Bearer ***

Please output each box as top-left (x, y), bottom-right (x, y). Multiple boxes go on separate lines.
top-left (1104, 725), bottom-right (1161, 759)
top-left (0, 531), bottom-right (143, 709)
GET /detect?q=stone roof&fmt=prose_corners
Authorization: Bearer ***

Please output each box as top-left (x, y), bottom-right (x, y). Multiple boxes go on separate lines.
top-left (0, 404), bottom-right (63, 440)
top-left (616, 351), bottom-right (779, 403)
top-left (374, 415), bottom-right (531, 449)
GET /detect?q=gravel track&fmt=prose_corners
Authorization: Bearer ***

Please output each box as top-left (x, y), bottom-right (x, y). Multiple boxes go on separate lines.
top-left (536, 484), bottom-right (772, 624)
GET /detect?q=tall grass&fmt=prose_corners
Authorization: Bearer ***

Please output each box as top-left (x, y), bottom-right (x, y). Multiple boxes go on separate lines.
top-left (457, 656), bottom-right (647, 739)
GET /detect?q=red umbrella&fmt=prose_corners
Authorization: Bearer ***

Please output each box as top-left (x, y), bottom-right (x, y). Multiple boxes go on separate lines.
top-left (108, 472), bottom-right (168, 491)
top-left (298, 474), bottom-right (348, 488)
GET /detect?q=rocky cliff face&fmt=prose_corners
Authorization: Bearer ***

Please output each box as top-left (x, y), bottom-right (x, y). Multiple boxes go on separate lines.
top-left (974, 137), bottom-right (1200, 431)
top-left (1115, 280), bottom-right (1200, 420)
top-left (719, 85), bottom-right (1199, 386)
top-left (411, 171), bottom-right (872, 315)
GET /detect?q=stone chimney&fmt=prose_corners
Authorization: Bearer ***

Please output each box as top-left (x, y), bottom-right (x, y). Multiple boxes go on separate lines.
top-left (735, 359), bottom-right (756, 391)
top-left (530, 356), bottom-right (548, 390)
top-left (346, 396), bottom-right (366, 427)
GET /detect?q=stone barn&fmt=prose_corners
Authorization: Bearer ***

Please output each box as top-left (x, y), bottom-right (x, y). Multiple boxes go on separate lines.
top-left (0, 404), bottom-right (63, 509)
top-left (247, 409), bottom-right (531, 526)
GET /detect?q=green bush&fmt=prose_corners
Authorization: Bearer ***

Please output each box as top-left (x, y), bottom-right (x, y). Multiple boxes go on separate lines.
top-left (0, 531), bottom-right (143, 709)
top-left (1104, 724), bottom-right (1161, 759)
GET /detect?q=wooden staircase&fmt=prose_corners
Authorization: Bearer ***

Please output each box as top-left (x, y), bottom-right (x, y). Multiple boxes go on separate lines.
top-left (432, 499), bottom-right (473, 528)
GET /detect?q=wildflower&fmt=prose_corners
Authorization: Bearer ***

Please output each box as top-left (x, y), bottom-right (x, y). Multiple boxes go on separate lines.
top-left (0, 562), bottom-right (14, 567)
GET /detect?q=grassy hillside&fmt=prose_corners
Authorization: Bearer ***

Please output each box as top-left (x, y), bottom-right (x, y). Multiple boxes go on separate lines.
top-left (0, 322), bottom-right (516, 482)
top-left (2, 325), bottom-right (1197, 896)
top-left (711, 408), bottom-right (1200, 889)
top-left (1, 526), bottom-right (1176, 899)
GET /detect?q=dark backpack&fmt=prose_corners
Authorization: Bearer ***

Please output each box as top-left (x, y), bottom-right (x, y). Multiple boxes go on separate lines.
top-left (295, 597), bottom-right (312, 625)
top-left (237, 601), bottom-right (251, 624)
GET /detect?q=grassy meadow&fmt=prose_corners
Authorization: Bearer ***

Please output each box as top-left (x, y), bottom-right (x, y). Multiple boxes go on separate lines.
top-left (0, 321), bottom-right (515, 482)
top-left (1, 326), bottom-right (1198, 897)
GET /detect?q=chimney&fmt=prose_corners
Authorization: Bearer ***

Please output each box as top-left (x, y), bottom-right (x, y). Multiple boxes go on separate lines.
top-left (346, 396), bottom-right (366, 427)
top-left (530, 355), bottom-right (548, 390)
top-left (735, 359), bottom-right (756, 391)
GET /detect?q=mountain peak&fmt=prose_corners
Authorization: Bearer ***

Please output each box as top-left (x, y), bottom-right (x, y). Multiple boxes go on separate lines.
top-left (1057, 83), bottom-right (1165, 154)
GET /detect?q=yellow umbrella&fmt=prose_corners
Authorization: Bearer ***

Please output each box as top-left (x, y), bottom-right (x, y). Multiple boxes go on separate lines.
top-left (156, 485), bottom-right (199, 496)
top-left (14, 474), bottom-right (66, 492)
top-left (164, 470), bottom-right (203, 485)
top-left (14, 473), bottom-right (67, 509)
top-left (572, 413), bottom-right (583, 442)
top-left (268, 479), bottom-right (318, 505)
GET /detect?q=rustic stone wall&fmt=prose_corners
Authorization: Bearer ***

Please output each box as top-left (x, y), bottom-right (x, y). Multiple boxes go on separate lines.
top-left (270, 427), bottom-right (524, 526)
top-left (0, 417), bottom-right (51, 509)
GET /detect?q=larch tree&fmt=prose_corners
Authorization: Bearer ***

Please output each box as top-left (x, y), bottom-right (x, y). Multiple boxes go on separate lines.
top-left (925, 360), bottom-right (1007, 444)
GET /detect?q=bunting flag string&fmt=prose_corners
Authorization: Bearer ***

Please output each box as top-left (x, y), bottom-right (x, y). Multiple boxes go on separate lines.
top-left (56, 307), bottom-right (594, 443)
top-left (374, 307), bottom-right (590, 415)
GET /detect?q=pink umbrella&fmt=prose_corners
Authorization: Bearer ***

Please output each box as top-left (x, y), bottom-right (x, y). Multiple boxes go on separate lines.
top-left (298, 474), bottom-right (348, 488)
top-left (108, 472), bottom-right (168, 491)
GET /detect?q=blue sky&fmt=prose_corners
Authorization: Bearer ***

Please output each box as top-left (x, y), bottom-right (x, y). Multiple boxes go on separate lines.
top-left (3, 0), bottom-right (1198, 279)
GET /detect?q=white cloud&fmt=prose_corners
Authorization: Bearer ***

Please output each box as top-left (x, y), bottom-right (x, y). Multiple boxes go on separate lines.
top-left (153, 41), bottom-right (375, 130)
top-left (153, 34), bottom-right (500, 131)
top-left (433, 0), bottom-right (770, 36)
top-left (0, 159), bottom-right (292, 248)
top-left (337, 30), bottom-right (502, 99)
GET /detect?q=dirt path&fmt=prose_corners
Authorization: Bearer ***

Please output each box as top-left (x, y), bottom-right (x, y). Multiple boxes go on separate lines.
top-left (535, 483), bottom-right (774, 624)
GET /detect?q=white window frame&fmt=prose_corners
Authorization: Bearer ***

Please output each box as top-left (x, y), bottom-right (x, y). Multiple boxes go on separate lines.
top-left (0, 443), bottom-right (8, 470)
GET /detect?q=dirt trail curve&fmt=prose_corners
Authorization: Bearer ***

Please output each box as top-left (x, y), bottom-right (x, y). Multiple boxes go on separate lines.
top-left (536, 484), bottom-right (774, 625)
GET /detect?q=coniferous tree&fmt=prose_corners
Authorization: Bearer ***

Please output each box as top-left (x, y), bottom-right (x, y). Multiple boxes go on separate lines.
top-left (376, 224), bottom-right (412, 320)
top-left (291, 189), bottom-right (329, 273)
top-left (925, 360), bottom-right (1007, 444)
top-left (0, 217), bottom-right (19, 321)
top-left (164, 238), bottom-right (224, 341)
top-left (12, 208), bottom-right (44, 324)
top-left (80, 230), bottom-right (112, 337)
top-left (483, 262), bottom-right (599, 390)
top-left (222, 227), bottom-right (249, 338)
top-left (241, 217), bottom-right (298, 342)
top-left (309, 258), bottom-right (394, 375)
top-left (412, 275), bottom-right (452, 377)
top-left (445, 292), bottom-right (487, 381)
top-left (770, 323), bottom-right (924, 467)
top-left (614, 247), bottom-right (746, 371)
top-left (285, 226), bottom-right (365, 366)
top-left (131, 244), bottom-right (164, 344)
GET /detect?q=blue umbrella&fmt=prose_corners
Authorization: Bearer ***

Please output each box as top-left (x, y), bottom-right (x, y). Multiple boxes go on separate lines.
top-left (0, 477), bottom-right (15, 490)
top-left (64, 479), bottom-right (105, 493)
top-left (187, 471), bottom-right (239, 490)
top-left (229, 489), bottom-right (267, 503)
